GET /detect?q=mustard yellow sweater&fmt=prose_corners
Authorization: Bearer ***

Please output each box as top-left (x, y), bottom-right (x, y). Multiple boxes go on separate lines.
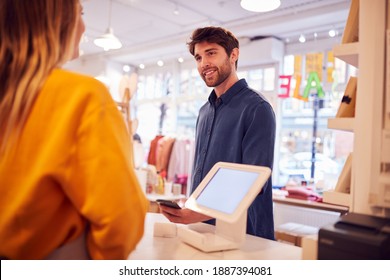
top-left (0, 69), bottom-right (148, 259)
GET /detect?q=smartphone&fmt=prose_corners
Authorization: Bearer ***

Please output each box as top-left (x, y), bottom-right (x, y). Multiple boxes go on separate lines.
top-left (156, 199), bottom-right (181, 209)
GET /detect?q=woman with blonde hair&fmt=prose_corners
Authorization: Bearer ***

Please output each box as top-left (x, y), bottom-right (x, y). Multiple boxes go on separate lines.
top-left (0, 0), bottom-right (148, 259)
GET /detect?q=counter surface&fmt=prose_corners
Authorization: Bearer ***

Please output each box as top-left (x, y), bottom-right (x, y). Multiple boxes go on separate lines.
top-left (128, 213), bottom-right (302, 260)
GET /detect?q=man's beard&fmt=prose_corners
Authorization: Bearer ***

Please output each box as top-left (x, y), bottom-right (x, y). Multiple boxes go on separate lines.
top-left (202, 59), bottom-right (232, 88)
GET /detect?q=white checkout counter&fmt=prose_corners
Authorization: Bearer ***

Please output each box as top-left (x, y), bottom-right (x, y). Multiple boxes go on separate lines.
top-left (128, 213), bottom-right (302, 260)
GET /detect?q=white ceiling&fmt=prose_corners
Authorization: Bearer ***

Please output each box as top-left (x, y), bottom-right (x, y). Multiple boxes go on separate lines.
top-left (80, 0), bottom-right (351, 67)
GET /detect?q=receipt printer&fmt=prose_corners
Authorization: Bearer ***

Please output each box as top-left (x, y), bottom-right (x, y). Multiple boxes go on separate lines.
top-left (318, 212), bottom-right (390, 259)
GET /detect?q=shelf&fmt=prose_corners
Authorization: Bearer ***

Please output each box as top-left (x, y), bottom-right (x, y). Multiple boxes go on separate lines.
top-left (328, 0), bottom-right (389, 214)
top-left (332, 42), bottom-right (359, 68)
top-left (327, 118), bottom-right (354, 132)
top-left (323, 190), bottom-right (351, 208)
top-left (273, 196), bottom-right (349, 214)
top-left (379, 173), bottom-right (390, 184)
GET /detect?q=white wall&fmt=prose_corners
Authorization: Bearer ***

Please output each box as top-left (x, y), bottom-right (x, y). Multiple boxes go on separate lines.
top-left (64, 55), bottom-right (133, 102)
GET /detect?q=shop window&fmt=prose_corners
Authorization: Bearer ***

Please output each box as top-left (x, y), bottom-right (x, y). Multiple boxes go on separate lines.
top-left (276, 51), bottom-right (354, 186)
top-left (263, 67), bottom-right (275, 91)
top-left (247, 69), bottom-right (263, 91)
top-left (238, 65), bottom-right (276, 93)
top-left (137, 103), bottom-right (161, 144)
top-left (333, 58), bottom-right (347, 85)
top-left (136, 76), bottom-right (145, 100)
top-left (145, 76), bottom-right (156, 99)
top-left (136, 72), bottom-right (173, 100)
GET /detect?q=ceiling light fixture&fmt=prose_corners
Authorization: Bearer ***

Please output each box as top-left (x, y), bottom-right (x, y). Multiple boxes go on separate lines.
top-left (123, 65), bottom-right (131, 73)
top-left (94, 0), bottom-right (122, 51)
top-left (328, 29), bottom-right (336, 38)
top-left (240, 0), bottom-right (281, 12)
top-left (157, 60), bottom-right (164, 67)
top-left (299, 34), bottom-right (306, 43)
top-left (173, 3), bottom-right (180, 15)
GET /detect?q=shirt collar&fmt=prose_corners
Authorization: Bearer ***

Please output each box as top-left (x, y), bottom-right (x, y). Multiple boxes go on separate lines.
top-left (208, 79), bottom-right (248, 105)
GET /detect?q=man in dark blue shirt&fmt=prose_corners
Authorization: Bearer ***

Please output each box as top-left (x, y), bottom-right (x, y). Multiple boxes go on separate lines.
top-left (160, 26), bottom-right (276, 240)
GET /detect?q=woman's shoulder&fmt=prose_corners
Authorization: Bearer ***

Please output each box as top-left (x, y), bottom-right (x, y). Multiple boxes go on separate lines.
top-left (49, 68), bottom-right (106, 90)
top-left (47, 69), bottom-right (111, 100)
top-left (42, 69), bottom-right (114, 108)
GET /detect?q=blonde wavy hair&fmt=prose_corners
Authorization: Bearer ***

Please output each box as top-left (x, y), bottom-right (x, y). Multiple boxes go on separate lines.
top-left (0, 0), bottom-right (79, 154)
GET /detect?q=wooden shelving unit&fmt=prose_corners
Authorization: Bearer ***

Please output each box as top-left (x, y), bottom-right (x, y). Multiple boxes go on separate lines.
top-left (325, 5), bottom-right (358, 207)
top-left (325, 0), bottom-right (389, 214)
top-left (379, 173), bottom-right (390, 184)
top-left (323, 191), bottom-right (351, 208)
top-left (327, 117), bottom-right (354, 132)
top-left (332, 42), bottom-right (359, 68)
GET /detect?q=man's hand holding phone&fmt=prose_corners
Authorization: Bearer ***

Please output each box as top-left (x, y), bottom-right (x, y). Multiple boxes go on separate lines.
top-left (156, 199), bottom-right (181, 209)
top-left (157, 198), bottom-right (212, 225)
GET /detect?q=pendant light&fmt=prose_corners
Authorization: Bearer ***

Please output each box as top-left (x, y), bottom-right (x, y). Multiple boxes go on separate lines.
top-left (240, 0), bottom-right (281, 13)
top-left (94, 0), bottom-right (122, 51)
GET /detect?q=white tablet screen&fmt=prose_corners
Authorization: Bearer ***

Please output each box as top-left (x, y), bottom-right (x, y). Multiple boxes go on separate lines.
top-left (195, 167), bottom-right (260, 214)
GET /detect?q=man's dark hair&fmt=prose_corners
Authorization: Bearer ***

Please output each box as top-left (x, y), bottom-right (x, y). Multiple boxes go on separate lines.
top-left (187, 26), bottom-right (239, 69)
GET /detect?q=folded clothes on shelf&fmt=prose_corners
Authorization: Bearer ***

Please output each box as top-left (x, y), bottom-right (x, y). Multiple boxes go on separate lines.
top-left (284, 186), bottom-right (323, 202)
